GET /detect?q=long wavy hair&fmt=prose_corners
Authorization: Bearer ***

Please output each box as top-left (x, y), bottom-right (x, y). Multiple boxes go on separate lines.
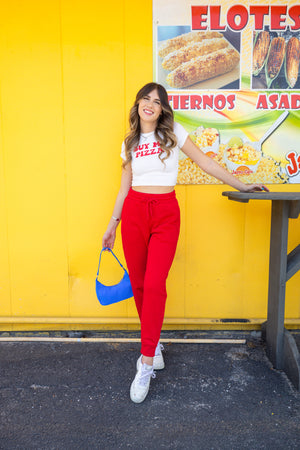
top-left (122, 82), bottom-right (177, 167)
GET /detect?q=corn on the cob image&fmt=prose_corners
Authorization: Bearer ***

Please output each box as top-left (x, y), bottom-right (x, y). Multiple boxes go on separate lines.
top-left (285, 36), bottom-right (300, 88)
top-left (166, 47), bottom-right (239, 88)
top-left (158, 31), bottom-right (223, 58)
top-left (162, 38), bottom-right (229, 71)
top-left (252, 31), bottom-right (270, 76)
top-left (266, 37), bottom-right (286, 80)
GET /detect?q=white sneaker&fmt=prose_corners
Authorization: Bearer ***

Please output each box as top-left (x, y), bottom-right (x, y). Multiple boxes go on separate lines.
top-left (130, 358), bottom-right (156, 403)
top-left (136, 343), bottom-right (165, 371)
top-left (154, 343), bottom-right (165, 370)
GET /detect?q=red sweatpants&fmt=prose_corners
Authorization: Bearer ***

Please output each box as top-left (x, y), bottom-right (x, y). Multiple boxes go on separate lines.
top-left (121, 188), bottom-right (180, 357)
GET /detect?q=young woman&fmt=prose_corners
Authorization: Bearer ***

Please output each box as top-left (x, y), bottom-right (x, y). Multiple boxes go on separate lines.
top-left (102, 82), bottom-right (268, 403)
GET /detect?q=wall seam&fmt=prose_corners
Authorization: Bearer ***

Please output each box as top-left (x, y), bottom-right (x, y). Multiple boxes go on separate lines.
top-left (241, 203), bottom-right (247, 317)
top-left (0, 61), bottom-right (13, 318)
top-left (59, 0), bottom-right (71, 317)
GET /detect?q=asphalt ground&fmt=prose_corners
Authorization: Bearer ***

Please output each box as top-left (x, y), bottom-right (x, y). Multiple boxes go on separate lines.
top-left (0, 330), bottom-right (300, 449)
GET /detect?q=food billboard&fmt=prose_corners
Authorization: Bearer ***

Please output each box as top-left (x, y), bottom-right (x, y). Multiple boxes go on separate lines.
top-left (153, 0), bottom-right (300, 185)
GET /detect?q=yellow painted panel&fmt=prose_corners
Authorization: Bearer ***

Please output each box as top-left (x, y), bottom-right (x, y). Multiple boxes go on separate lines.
top-left (0, 12), bottom-right (11, 318)
top-left (242, 200), bottom-right (271, 319)
top-left (185, 186), bottom-right (246, 318)
top-left (60, 0), bottom-right (156, 320)
top-left (0, 88), bottom-right (11, 312)
top-left (0, 1), bottom-right (68, 316)
top-left (61, 0), bottom-right (128, 317)
top-left (124, 0), bottom-right (154, 112)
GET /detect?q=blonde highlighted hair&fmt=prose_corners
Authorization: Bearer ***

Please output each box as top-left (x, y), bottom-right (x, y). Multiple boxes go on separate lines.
top-left (122, 83), bottom-right (177, 167)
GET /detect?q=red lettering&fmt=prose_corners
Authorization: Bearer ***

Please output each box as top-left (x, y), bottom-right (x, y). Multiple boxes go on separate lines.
top-left (286, 151), bottom-right (299, 176)
top-left (203, 95), bottom-right (214, 109)
top-left (233, 166), bottom-right (253, 176)
top-left (291, 94), bottom-right (300, 109)
top-left (173, 95), bottom-right (179, 109)
top-left (255, 93), bottom-right (300, 110)
top-left (256, 94), bottom-right (268, 109)
top-left (153, 141), bottom-right (160, 147)
top-left (214, 94), bottom-right (226, 110)
top-left (249, 6), bottom-right (269, 30)
top-left (227, 94), bottom-right (236, 110)
top-left (180, 95), bottom-right (189, 109)
top-left (191, 6), bottom-right (208, 30)
top-left (190, 95), bottom-right (202, 110)
top-left (227, 5), bottom-right (248, 31)
top-left (135, 147), bottom-right (163, 158)
top-left (168, 94), bottom-right (237, 111)
top-left (191, 5), bottom-right (300, 33)
top-left (269, 94), bottom-right (279, 110)
top-left (289, 5), bottom-right (300, 31)
top-left (168, 95), bottom-right (178, 110)
top-left (271, 6), bottom-right (287, 30)
top-left (278, 94), bottom-right (289, 109)
top-left (210, 6), bottom-right (226, 31)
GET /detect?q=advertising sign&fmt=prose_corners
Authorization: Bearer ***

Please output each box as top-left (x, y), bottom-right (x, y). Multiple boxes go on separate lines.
top-left (153, 0), bottom-right (300, 184)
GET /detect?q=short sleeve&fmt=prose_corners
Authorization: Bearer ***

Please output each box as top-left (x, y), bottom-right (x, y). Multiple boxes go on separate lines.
top-left (174, 122), bottom-right (189, 148)
top-left (120, 141), bottom-right (126, 160)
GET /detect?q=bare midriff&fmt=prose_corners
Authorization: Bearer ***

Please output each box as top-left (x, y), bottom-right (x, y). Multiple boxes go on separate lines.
top-left (132, 186), bottom-right (175, 194)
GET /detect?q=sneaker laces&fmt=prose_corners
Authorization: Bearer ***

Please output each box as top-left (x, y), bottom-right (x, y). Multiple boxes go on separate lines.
top-left (137, 365), bottom-right (156, 387)
top-left (155, 343), bottom-right (164, 356)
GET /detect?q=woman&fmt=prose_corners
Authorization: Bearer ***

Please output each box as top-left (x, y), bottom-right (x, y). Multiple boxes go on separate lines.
top-left (102, 82), bottom-right (268, 403)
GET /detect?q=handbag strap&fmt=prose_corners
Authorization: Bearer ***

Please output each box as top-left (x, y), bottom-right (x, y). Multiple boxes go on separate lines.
top-left (96, 247), bottom-right (126, 278)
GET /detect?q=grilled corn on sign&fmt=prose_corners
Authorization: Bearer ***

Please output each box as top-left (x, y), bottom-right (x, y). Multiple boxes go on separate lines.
top-left (154, 0), bottom-right (300, 184)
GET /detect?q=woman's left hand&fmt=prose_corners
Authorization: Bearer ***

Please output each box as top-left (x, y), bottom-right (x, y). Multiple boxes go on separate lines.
top-left (240, 184), bottom-right (269, 193)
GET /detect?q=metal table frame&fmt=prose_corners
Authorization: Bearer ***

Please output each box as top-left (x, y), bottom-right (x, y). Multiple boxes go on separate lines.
top-left (223, 191), bottom-right (300, 389)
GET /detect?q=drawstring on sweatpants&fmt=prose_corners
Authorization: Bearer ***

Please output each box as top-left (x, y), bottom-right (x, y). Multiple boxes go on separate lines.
top-left (147, 199), bottom-right (158, 221)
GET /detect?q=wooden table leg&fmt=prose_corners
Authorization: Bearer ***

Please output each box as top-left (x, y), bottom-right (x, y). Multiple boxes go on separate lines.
top-left (266, 200), bottom-right (289, 369)
top-left (265, 200), bottom-right (300, 389)
top-left (222, 191), bottom-right (300, 388)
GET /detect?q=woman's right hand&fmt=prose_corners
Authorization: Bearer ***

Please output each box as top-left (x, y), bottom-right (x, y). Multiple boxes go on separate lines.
top-left (102, 227), bottom-right (116, 250)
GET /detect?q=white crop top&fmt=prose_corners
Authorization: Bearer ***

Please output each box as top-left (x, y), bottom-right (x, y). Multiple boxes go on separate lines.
top-left (121, 122), bottom-right (189, 186)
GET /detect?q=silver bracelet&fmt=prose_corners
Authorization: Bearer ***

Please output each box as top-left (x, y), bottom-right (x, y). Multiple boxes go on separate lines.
top-left (112, 215), bottom-right (120, 222)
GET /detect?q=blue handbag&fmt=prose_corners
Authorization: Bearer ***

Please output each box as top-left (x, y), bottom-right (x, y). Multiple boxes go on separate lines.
top-left (95, 247), bottom-right (133, 306)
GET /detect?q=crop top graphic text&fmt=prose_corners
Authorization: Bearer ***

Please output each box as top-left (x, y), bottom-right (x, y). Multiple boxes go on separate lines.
top-left (135, 141), bottom-right (162, 158)
top-left (121, 122), bottom-right (189, 186)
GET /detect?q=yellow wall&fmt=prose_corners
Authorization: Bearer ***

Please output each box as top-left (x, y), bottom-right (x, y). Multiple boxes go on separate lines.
top-left (0, 0), bottom-right (299, 331)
